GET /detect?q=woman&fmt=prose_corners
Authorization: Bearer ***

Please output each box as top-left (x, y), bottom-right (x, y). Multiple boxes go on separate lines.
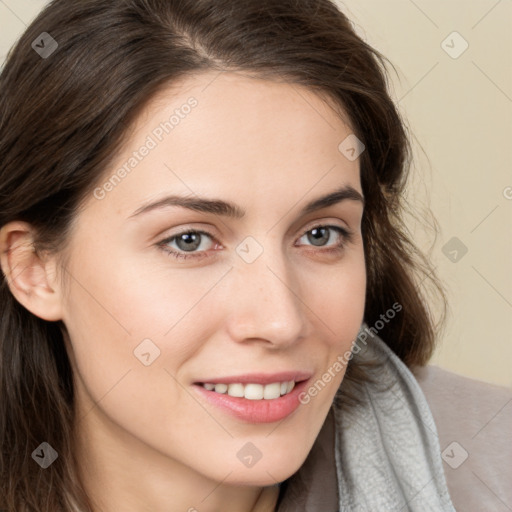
top-left (0, 0), bottom-right (458, 510)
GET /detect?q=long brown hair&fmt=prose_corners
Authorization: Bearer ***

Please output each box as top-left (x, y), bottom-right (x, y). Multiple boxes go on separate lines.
top-left (0, 0), bottom-right (447, 510)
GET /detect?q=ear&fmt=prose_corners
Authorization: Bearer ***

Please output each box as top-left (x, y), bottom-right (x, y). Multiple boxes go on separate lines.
top-left (0, 221), bottom-right (64, 321)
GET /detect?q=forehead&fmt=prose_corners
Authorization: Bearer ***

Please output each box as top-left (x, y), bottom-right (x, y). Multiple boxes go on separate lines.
top-left (87, 70), bottom-right (362, 219)
top-left (125, 69), bottom-right (357, 160)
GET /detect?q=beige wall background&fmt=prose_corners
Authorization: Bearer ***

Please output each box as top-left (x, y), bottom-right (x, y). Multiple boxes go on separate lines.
top-left (335, 0), bottom-right (512, 389)
top-left (1, 0), bottom-right (511, 388)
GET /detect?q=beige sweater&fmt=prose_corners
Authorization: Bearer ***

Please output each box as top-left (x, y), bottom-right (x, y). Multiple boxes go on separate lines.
top-left (413, 364), bottom-right (512, 512)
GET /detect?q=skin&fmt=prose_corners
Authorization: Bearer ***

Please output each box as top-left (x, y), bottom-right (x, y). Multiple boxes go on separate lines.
top-left (0, 71), bottom-right (366, 512)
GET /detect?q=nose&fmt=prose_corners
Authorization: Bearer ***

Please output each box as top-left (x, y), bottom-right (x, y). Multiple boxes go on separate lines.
top-left (223, 241), bottom-right (309, 349)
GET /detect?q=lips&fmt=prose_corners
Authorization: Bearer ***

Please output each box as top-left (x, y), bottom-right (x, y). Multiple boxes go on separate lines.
top-left (192, 371), bottom-right (313, 423)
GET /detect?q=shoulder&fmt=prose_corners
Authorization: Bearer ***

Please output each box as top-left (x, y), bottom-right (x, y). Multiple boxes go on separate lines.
top-left (412, 364), bottom-right (512, 511)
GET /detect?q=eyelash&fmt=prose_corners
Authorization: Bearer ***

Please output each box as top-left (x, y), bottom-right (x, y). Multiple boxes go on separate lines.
top-left (156, 224), bottom-right (354, 262)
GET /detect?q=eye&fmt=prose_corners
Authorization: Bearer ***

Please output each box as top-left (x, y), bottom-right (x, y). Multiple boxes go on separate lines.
top-left (156, 229), bottom-right (219, 261)
top-left (296, 224), bottom-right (353, 254)
top-left (156, 224), bottom-right (354, 261)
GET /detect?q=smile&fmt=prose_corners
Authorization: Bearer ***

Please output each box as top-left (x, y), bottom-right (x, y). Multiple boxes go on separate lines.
top-left (193, 376), bottom-right (311, 423)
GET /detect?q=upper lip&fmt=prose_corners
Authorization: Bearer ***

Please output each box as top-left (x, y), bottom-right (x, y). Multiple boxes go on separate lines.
top-left (194, 371), bottom-right (313, 385)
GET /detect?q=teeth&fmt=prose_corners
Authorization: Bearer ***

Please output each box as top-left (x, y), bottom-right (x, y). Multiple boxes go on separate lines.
top-left (227, 383), bottom-right (244, 397)
top-left (244, 383), bottom-right (263, 400)
top-left (201, 380), bottom-right (296, 400)
top-left (263, 382), bottom-right (281, 399)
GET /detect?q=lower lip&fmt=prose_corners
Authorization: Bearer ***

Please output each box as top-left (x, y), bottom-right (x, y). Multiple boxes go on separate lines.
top-left (192, 379), bottom-right (310, 423)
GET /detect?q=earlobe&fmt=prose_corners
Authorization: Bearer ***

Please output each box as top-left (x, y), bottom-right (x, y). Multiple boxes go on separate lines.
top-left (0, 221), bottom-right (64, 322)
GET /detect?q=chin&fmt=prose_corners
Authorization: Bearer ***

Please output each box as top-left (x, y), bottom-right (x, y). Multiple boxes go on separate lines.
top-left (218, 450), bottom-right (309, 487)
top-left (223, 467), bottom-right (295, 487)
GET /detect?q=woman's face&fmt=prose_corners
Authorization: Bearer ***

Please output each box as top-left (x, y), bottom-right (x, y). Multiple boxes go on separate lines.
top-left (58, 71), bottom-right (366, 486)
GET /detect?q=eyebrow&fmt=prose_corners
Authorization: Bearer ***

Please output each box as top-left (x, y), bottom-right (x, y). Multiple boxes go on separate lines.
top-left (128, 184), bottom-right (364, 220)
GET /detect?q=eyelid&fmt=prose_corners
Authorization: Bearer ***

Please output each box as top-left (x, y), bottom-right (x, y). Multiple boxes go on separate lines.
top-left (301, 217), bottom-right (350, 233)
top-left (163, 216), bottom-right (351, 237)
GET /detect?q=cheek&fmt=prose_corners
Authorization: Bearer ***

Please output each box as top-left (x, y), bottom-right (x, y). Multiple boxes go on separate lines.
top-left (294, 250), bottom-right (366, 406)
top-left (62, 235), bottom-right (223, 352)
top-left (305, 248), bottom-right (366, 338)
